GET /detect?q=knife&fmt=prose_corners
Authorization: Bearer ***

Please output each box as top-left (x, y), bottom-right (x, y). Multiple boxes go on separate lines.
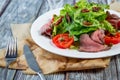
top-left (24, 44), bottom-right (46, 80)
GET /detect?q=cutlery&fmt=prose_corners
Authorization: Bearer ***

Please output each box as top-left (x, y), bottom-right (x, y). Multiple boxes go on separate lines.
top-left (24, 44), bottom-right (46, 80)
top-left (4, 37), bottom-right (17, 80)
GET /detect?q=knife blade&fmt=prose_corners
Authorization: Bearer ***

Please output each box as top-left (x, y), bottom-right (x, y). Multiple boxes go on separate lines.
top-left (24, 44), bottom-right (46, 80)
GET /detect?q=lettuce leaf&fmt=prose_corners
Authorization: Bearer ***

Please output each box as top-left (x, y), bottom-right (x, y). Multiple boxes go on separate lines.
top-left (51, 0), bottom-right (116, 41)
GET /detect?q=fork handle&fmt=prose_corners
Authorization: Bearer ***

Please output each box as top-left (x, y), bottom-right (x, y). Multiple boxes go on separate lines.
top-left (4, 62), bottom-right (10, 80)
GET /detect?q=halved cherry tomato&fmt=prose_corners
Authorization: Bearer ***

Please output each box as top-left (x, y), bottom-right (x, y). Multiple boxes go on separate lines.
top-left (116, 32), bottom-right (120, 37)
top-left (104, 32), bottom-right (120, 45)
top-left (52, 33), bottom-right (74, 49)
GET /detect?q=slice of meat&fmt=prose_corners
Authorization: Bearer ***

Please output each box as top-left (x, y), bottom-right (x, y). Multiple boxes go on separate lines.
top-left (40, 20), bottom-right (52, 38)
top-left (91, 29), bottom-right (105, 44)
top-left (106, 11), bottom-right (120, 20)
top-left (107, 19), bottom-right (120, 30)
top-left (106, 11), bottom-right (120, 30)
top-left (79, 34), bottom-right (110, 52)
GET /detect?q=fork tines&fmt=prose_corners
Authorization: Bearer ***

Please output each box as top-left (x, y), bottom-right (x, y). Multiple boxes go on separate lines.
top-left (5, 37), bottom-right (17, 58)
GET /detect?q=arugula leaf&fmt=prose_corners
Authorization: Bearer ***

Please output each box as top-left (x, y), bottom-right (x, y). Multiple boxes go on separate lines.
top-left (51, 0), bottom-right (116, 42)
top-left (102, 20), bottom-right (116, 34)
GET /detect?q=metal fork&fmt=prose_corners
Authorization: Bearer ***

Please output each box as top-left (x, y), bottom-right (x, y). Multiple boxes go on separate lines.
top-left (4, 37), bottom-right (17, 80)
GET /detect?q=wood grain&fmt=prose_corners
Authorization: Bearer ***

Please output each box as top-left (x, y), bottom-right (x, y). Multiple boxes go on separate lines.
top-left (0, 0), bottom-right (120, 80)
top-left (0, 0), bottom-right (11, 16)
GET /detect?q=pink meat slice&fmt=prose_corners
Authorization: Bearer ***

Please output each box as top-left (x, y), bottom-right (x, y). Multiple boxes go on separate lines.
top-left (40, 20), bottom-right (52, 38)
top-left (91, 29), bottom-right (105, 44)
top-left (107, 19), bottom-right (120, 30)
top-left (79, 34), bottom-right (110, 52)
top-left (106, 11), bottom-right (120, 30)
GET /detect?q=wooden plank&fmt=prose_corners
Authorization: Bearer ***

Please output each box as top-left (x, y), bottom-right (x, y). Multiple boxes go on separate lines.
top-left (66, 57), bottom-right (118, 80)
top-left (0, 0), bottom-right (120, 80)
top-left (115, 55), bottom-right (120, 80)
top-left (14, 71), bottom-right (26, 80)
top-left (5, 69), bottom-right (16, 80)
top-left (66, 70), bottom-right (104, 80)
top-left (0, 0), bottom-right (43, 79)
top-left (14, 71), bottom-right (40, 80)
top-left (0, 68), bottom-right (4, 80)
top-left (0, 0), bottom-right (17, 79)
top-left (45, 73), bottom-right (65, 80)
top-left (14, 71), bottom-right (65, 80)
top-left (102, 57), bottom-right (118, 80)
top-left (0, 0), bottom-right (6, 11)
top-left (0, 0), bottom-right (18, 48)
top-left (0, 68), bottom-right (16, 80)
top-left (0, 0), bottom-right (11, 16)
top-left (35, 0), bottom-right (75, 18)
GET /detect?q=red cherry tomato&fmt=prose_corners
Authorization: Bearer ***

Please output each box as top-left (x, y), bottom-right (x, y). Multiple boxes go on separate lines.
top-left (104, 32), bottom-right (120, 45)
top-left (52, 34), bottom-right (74, 49)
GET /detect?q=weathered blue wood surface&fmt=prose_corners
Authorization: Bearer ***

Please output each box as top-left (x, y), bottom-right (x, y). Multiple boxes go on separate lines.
top-left (0, 0), bottom-right (120, 80)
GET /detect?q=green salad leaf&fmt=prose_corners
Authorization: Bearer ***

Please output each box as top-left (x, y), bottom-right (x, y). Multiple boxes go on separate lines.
top-left (51, 0), bottom-right (116, 41)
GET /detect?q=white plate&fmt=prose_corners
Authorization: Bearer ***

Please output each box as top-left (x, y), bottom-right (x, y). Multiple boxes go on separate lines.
top-left (31, 8), bottom-right (120, 59)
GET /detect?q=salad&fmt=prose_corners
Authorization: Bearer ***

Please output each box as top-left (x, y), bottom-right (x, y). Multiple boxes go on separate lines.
top-left (41, 0), bottom-right (120, 52)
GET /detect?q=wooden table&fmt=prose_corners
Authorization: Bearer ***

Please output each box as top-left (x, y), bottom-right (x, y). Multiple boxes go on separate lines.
top-left (0, 0), bottom-right (120, 80)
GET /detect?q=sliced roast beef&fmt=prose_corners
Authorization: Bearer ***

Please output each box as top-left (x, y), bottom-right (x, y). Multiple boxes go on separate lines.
top-left (40, 20), bottom-right (52, 38)
top-left (79, 34), bottom-right (110, 52)
top-left (106, 11), bottom-right (120, 30)
top-left (106, 11), bottom-right (120, 20)
top-left (91, 29), bottom-right (105, 44)
top-left (107, 19), bottom-right (120, 30)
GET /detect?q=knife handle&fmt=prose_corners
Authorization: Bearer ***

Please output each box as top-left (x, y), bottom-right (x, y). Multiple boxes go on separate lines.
top-left (37, 72), bottom-right (46, 80)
